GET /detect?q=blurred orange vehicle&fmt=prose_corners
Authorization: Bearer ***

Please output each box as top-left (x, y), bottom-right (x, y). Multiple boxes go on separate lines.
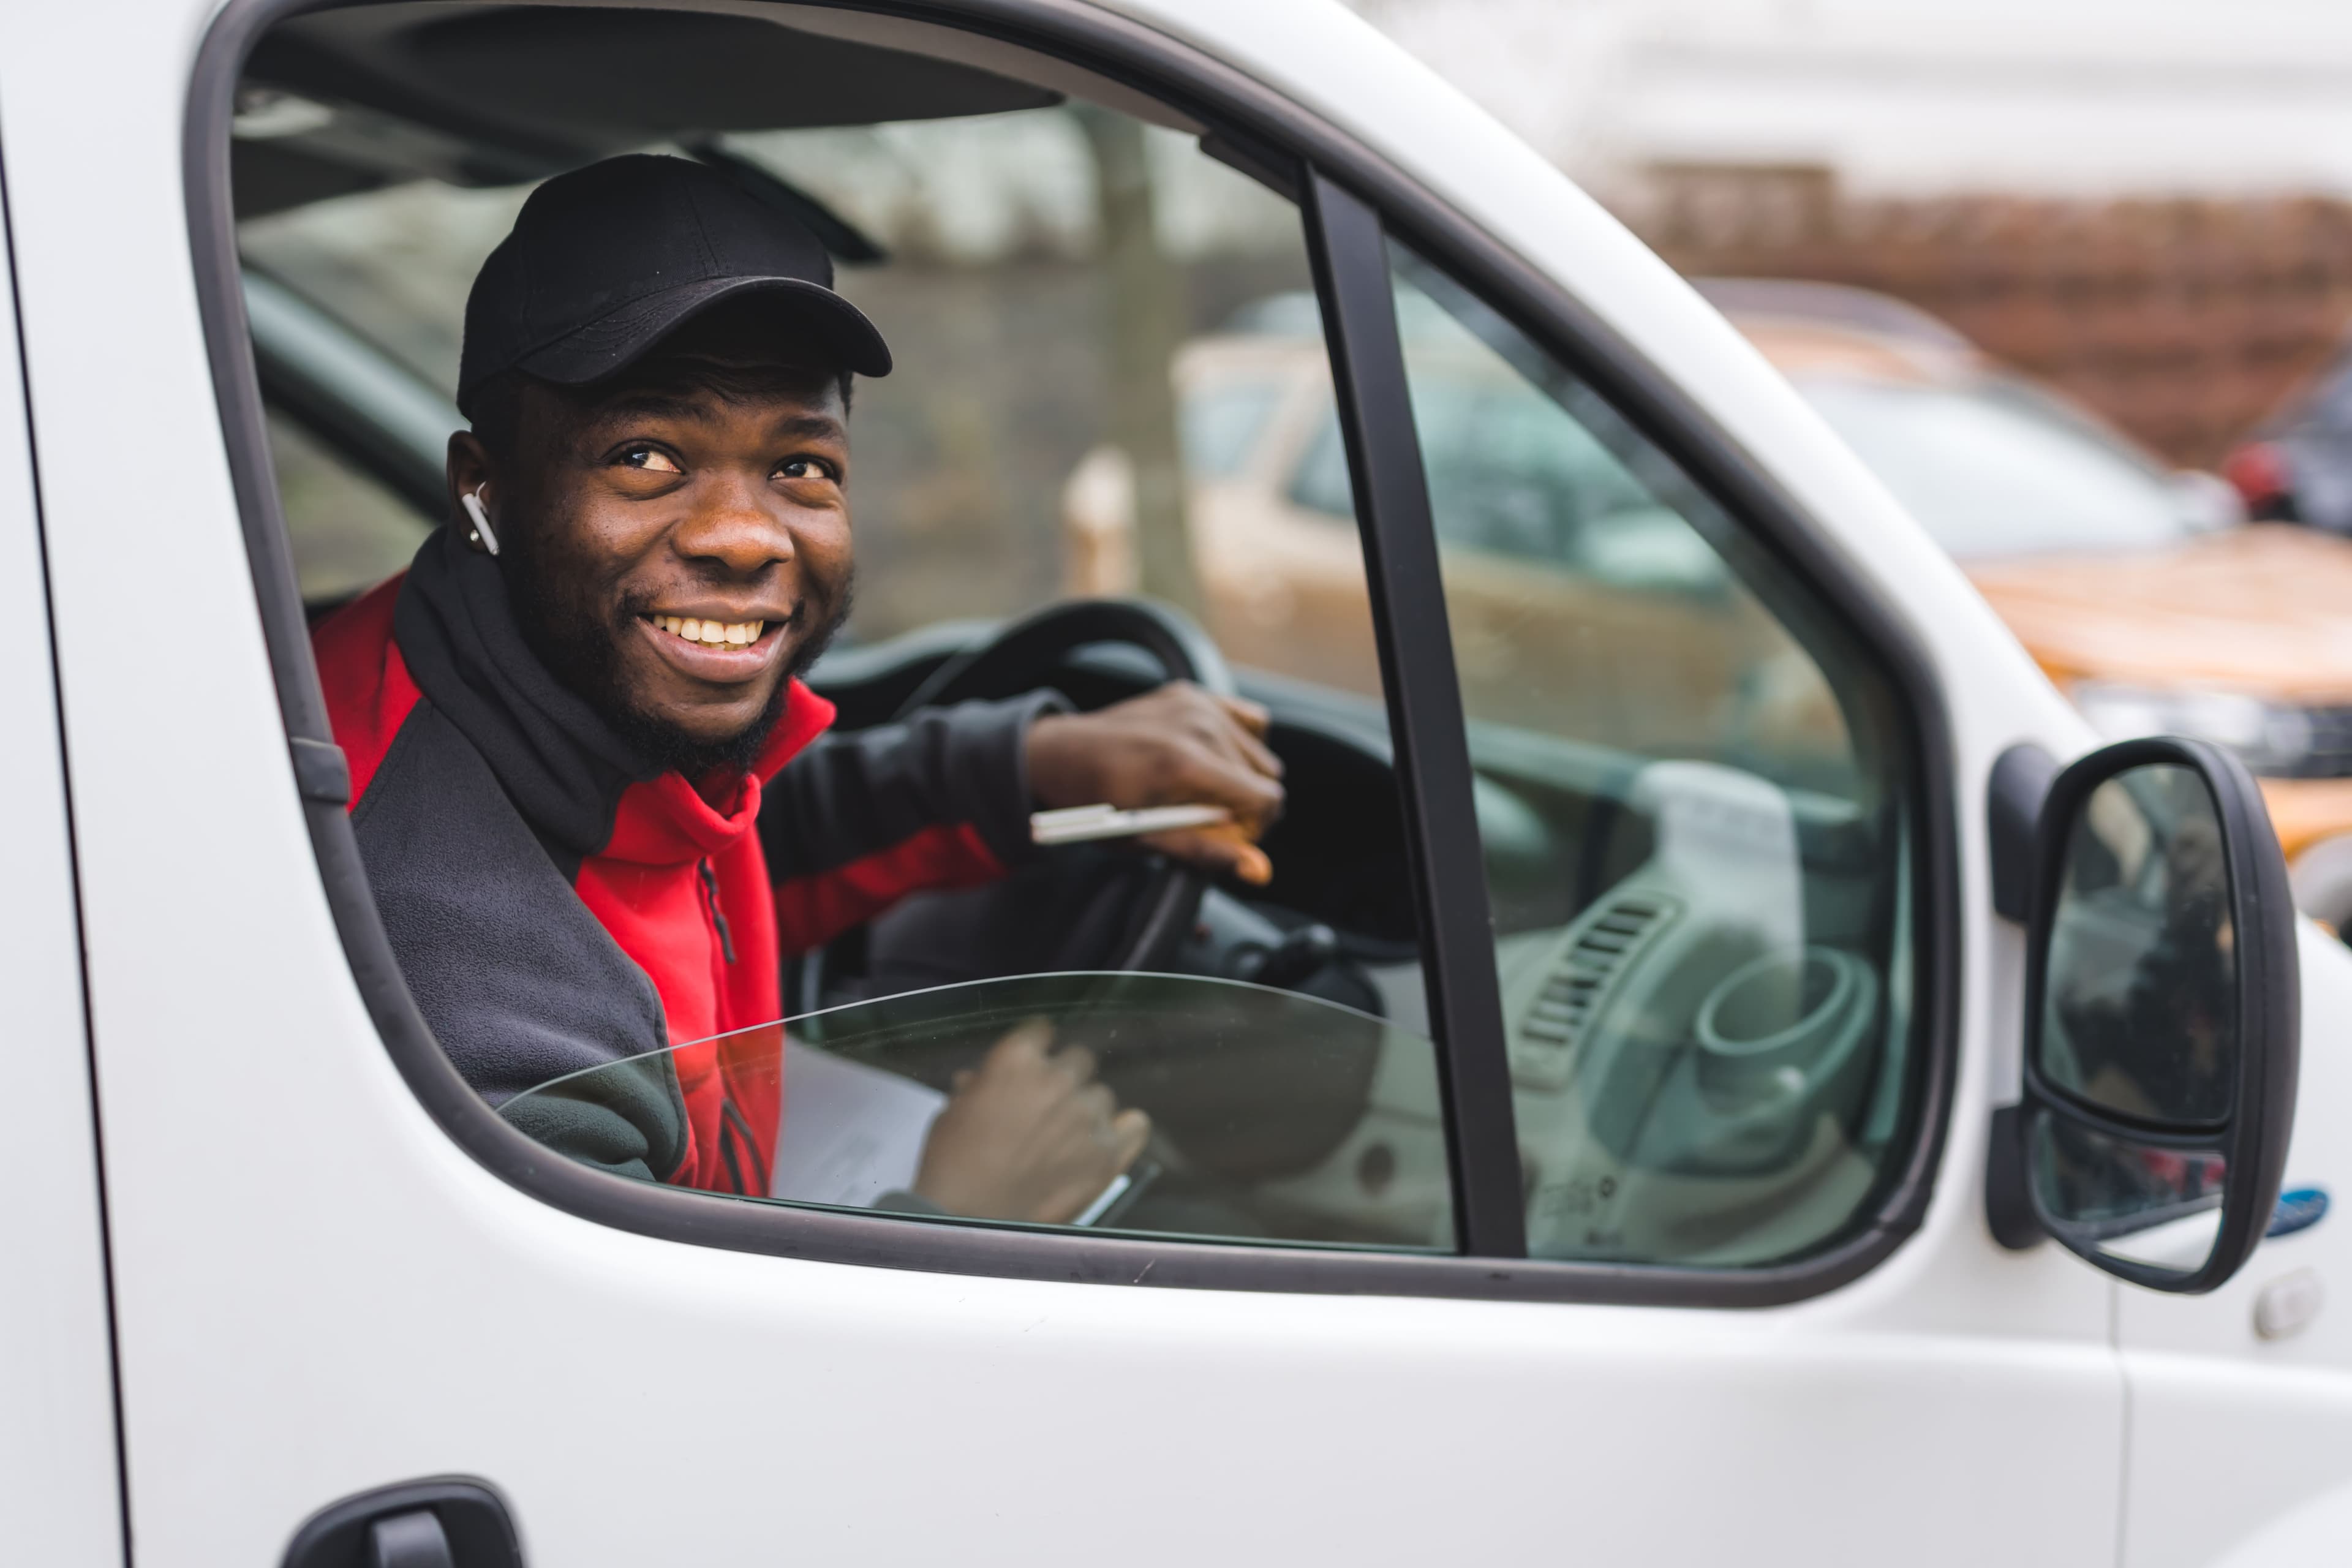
top-left (1065, 281), bottom-right (2352, 929)
top-left (1065, 289), bottom-right (1853, 788)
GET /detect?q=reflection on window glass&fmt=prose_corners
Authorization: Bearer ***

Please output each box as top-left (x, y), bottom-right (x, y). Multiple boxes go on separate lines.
top-left (1389, 245), bottom-right (1919, 1269)
top-left (507, 974), bottom-right (1454, 1251)
top-left (1283, 413), bottom-right (1351, 523)
top-left (2038, 763), bottom-right (2236, 1126)
top-left (1183, 380), bottom-right (1287, 480)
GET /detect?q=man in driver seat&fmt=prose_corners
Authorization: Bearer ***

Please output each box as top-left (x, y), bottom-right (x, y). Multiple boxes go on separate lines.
top-left (312, 155), bottom-right (1283, 1223)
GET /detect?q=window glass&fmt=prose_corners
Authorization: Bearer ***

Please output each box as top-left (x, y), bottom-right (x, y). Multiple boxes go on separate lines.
top-left (1387, 246), bottom-right (1920, 1268)
top-left (1231, 292), bottom-right (1728, 712)
top-left (509, 975), bottom-right (1452, 1249)
top-left (264, 403), bottom-right (432, 602)
top-left (1183, 379), bottom-right (1287, 480)
top-left (237, 76), bottom-right (1450, 1253)
top-left (1294, 366), bottom-right (1728, 593)
top-left (1287, 413), bottom-right (1354, 522)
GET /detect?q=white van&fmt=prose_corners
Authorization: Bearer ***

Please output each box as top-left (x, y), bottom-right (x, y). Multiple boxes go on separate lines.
top-left (4, 2), bottom-right (2346, 1566)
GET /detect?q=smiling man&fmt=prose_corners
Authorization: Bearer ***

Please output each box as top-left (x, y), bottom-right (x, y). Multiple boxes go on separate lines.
top-left (312, 155), bottom-right (1282, 1222)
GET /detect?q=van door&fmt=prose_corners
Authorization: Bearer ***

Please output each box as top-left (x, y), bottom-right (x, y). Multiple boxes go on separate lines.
top-left (0, 167), bottom-right (125, 1566)
top-left (2109, 919), bottom-right (2352, 1568)
top-left (16, 2), bottom-right (2124, 1564)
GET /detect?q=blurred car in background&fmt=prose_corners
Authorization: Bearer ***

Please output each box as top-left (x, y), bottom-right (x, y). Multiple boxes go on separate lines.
top-left (1063, 288), bottom-right (1849, 785)
top-left (1069, 277), bottom-right (2352, 932)
top-left (2222, 336), bottom-right (2352, 533)
top-left (1716, 280), bottom-right (2352, 931)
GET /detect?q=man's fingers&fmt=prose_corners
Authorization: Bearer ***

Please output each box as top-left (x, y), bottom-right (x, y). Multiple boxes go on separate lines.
top-left (1172, 747), bottom-right (1285, 823)
top-left (1197, 718), bottom-right (1283, 790)
top-left (986, 1017), bottom-right (1054, 1069)
top-left (1233, 725), bottom-right (1285, 785)
top-left (1051, 1041), bottom-right (1099, 1084)
top-left (1146, 823), bottom-right (1273, 885)
top-left (1216, 692), bottom-right (1273, 740)
top-left (1210, 697), bottom-right (1284, 780)
top-left (1184, 692), bottom-right (1283, 783)
top-left (1200, 822), bottom-right (1275, 884)
top-left (1164, 684), bottom-right (1281, 783)
top-left (1110, 1107), bottom-right (1152, 1167)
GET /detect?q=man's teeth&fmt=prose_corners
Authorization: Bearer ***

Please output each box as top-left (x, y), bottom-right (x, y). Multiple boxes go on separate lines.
top-left (653, 615), bottom-right (765, 647)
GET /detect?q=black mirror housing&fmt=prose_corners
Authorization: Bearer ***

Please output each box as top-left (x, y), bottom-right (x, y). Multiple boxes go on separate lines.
top-left (2012, 736), bottom-right (2299, 1293)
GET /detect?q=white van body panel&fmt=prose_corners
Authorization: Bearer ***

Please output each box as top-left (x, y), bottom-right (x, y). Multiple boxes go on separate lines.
top-left (0, 0), bottom-right (2338, 1564)
top-left (2212, 1477), bottom-right (2352, 1568)
top-left (0, 194), bottom-right (124, 1568)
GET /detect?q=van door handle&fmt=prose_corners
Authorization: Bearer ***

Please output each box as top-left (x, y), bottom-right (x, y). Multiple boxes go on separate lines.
top-left (282, 1477), bottom-right (523, 1568)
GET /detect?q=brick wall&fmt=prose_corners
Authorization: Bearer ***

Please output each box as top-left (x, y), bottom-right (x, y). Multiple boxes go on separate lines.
top-left (1632, 167), bottom-right (2352, 467)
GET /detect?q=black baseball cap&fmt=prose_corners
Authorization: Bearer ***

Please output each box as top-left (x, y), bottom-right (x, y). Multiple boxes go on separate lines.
top-left (456, 153), bottom-right (891, 417)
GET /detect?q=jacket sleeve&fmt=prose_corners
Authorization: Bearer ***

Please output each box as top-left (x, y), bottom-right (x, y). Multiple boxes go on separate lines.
top-left (759, 692), bottom-right (1065, 954)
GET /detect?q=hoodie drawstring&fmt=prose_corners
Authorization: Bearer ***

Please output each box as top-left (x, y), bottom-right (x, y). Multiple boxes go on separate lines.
top-left (696, 859), bottom-right (737, 965)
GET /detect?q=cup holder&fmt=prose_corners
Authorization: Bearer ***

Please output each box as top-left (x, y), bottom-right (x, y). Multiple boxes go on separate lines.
top-left (1695, 946), bottom-right (1869, 1105)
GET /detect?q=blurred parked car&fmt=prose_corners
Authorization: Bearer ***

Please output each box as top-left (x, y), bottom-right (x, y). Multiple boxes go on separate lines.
top-left (1065, 288), bottom-right (1850, 787)
top-left (2222, 337), bottom-right (2352, 533)
top-left (1069, 279), bottom-right (2352, 930)
top-left (1716, 281), bottom-right (2352, 929)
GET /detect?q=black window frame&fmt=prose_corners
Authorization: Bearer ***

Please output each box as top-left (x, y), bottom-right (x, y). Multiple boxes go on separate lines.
top-left (186, 0), bottom-right (1959, 1308)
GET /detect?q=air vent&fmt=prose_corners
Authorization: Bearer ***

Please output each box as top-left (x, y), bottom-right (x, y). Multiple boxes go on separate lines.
top-left (1512, 894), bottom-right (1675, 1088)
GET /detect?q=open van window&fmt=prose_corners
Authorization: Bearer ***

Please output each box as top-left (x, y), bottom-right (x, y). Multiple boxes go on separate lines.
top-left (232, 9), bottom-right (1464, 1254)
top-left (217, 0), bottom-right (1936, 1290)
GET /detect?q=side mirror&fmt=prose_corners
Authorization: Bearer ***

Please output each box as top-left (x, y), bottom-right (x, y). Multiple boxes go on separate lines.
top-left (1996, 738), bottom-right (2299, 1292)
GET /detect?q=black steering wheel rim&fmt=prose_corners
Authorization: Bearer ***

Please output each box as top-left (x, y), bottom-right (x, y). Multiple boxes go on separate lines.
top-left (893, 596), bottom-right (1234, 717)
top-left (891, 597), bottom-right (1232, 973)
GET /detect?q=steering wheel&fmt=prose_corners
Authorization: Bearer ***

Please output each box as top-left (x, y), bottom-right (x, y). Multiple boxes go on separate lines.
top-left (887, 597), bottom-right (1235, 975)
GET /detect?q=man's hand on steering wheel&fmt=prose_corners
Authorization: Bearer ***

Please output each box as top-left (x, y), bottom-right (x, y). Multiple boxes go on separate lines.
top-left (1025, 682), bottom-right (1286, 886)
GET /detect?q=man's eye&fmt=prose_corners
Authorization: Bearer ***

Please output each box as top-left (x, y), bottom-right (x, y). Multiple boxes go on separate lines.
top-left (778, 458), bottom-right (834, 481)
top-left (619, 446), bottom-right (684, 473)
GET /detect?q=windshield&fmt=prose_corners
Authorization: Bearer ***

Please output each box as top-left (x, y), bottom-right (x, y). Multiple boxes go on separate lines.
top-left (1795, 374), bottom-right (2200, 560)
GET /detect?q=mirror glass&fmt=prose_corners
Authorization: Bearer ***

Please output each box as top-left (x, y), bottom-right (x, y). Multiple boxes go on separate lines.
top-left (2030, 1112), bottom-right (2227, 1273)
top-left (2037, 761), bottom-right (2236, 1126)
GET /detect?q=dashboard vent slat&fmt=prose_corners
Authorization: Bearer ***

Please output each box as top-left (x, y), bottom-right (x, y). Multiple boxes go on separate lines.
top-left (1510, 894), bottom-right (1678, 1090)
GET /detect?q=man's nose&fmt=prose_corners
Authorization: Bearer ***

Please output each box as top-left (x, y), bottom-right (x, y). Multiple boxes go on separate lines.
top-left (673, 472), bottom-right (796, 575)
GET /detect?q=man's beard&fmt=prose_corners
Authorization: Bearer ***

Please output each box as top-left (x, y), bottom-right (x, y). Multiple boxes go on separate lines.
top-left (504, 540), bottom-right (854, 778)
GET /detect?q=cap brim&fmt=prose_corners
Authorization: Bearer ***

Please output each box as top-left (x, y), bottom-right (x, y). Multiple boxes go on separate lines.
top-left (516, 274), bottom-right (892, 389)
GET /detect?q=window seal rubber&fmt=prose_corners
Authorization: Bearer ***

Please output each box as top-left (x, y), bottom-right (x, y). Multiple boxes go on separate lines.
top-left (185, 0), bottom-right (1961, 1308)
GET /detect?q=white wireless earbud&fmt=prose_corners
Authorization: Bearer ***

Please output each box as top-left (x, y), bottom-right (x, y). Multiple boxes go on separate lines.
top-left (461, 486), bottom-right (501, 557)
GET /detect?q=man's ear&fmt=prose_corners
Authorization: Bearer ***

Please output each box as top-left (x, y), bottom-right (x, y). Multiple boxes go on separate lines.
top-left (446, 431), bottom-right (493, 527)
